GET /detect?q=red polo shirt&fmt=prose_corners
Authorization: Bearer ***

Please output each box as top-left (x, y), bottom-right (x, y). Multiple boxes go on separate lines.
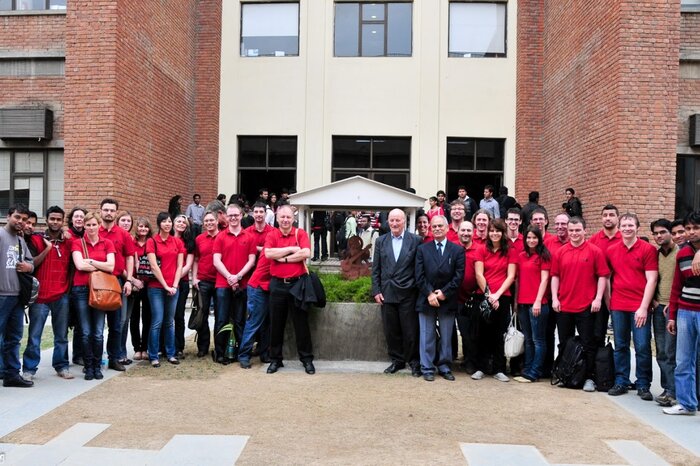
top-left (212, 228), bottom-right (256, 288)
top-left (447, 225), bottom-right (461, 245)
top-left (71, 237), bottom-right (116, 287)
top-left (248, 251), bottom-right (271, 291)
top-left (264, 227), bottom-right (310, 279)
top-left (146, 235), bottom-right (185, 289)
top-left (551, 241), bottom-right (609, 312)
top-left (589, 229), bottom-right (622, 255)
top-left (195, 231), bottom-right (218, 282)
top-left (475, 245), bottom-right (518, 296)
top-left (607, 239), bottom-right (659, 312)
top-left (32, 234), bottom-right (71, 303)
top-left (508, 233), bottom-right (524, 256)
top-left (545, 234), bottom-right (567, 255)
top-left (517, 251), bottom-right (551, 305)
top-left (99, 225), bottom-right (136, 277)
top-left (473, 234), bottom-right (487, 248)
top-left (245, 223), bottom-right (274, 251)
top-left (458, 242), bottom-right (483, 303)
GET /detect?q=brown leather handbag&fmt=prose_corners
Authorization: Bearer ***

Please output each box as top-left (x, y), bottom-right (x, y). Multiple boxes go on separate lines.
top-left (82, 238), bottom-right (122, 311)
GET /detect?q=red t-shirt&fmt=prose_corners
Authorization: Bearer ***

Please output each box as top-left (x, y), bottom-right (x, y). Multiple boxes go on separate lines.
top-left (99, 225), bottom-right (136, 277)
top-left (264, 227), bottom-right (311, 279)
top-left (446, 225), bottom-right (460, 245)
top-left (32, 234), bottom-right (71, 303)
top-left (517, 251), bottom-right (551, 305)
top-left (473, 234), bottom-right (487, 248)
top-left (146, 235), bottom-right (185, 289)
top-left (551, 241), bottom-right (610, 312)
top-left (248, 251), bottom-right (271, 291)
top-left (607, 239), bottom-right (659, 312)
top-left (589, 230), bottom-right (622, 255)
top-left (458, 242), bottom-right (482, 303)
top-left (245, 223), bottom-right (274, 251)
top-left (212, 228), bottom-right (256, 288)
top-left (195, 232), bottom-right (218, 282)
top-left (475, 245), bottom-right (518, 296)
top-left (71, 237), bottom-right (116, 287)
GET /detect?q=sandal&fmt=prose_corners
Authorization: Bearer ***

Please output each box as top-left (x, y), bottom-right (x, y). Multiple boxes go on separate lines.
top-left (151, 360), bottom-right (160, 368)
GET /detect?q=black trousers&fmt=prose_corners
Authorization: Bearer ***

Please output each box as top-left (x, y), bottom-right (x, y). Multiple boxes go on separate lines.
top-left (476, 295), bottom-right (511, 374)
top-left (196, 280), bottom-right (216, 353)
top-left (269, 277), bottom-right (313, 363)
top-left (593, 301), bottom-right (610, 348)
top-left (556, 308), bottom-right (596, 379)
top-left (381, 293), bottom-right (419, 367)
top-left (129, 286), bottom-right (151, 353)
top-left (456, 300), bottom-right (480, 369)
top-left (542, 308), bottom-right (557, 377)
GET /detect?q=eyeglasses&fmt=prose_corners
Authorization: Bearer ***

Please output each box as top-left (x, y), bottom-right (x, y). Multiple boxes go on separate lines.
top-left (227, 214), bottom-right (241, 218)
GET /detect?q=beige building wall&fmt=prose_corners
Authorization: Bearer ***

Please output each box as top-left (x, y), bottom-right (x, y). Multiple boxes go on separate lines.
top-left (219, 0), bottom-right (517, 199)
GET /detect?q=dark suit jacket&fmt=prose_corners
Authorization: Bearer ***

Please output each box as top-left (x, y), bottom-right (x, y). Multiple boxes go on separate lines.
top-left (371, 231), bottom-right (422, 303)
top-left (415, 240), bottom-right (465, 312)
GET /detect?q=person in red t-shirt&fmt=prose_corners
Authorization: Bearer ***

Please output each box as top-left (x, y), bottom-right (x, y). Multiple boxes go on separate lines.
top-left (212, 204), bottom-right (257, 364)
top-left (471, 210), bottom-right (491, 247)
top-left (426, 196), bottom-right (445, 222)
top-left (71, 212), bottom-right (116, 381)
top-left (146, 212), bottom-right (185, 367)
top-left (473, 219), bottom-right (517, 382)
top-left (456, 220), bottom-right (482, 375)
top-left (446, 200), bottom-right (465, 244)
top-left (551, 216), bottom-right (609, 392)
top-left (505, 208), bottom-right (524, 256)
top-left (171, 214), bottom-right (196, 359)
top-left (606, 213), bottom-right (658, 399)
top-left (192, 211), bottom-right (218, 358)
top-left (546, 213), bottom-right (570, 255)
top-left (238, 252), bottom-right (271, 368)
top-left (264, 204), bottom-right (314, 374)
top-left (129, 217), bottom-right (153, 362)
top-left (415, 214), bottom-right (432, 243)
top-left (513, 226), bottom-right (551, 383)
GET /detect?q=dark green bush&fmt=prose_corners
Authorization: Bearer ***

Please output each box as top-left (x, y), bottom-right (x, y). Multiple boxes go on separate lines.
top-left (317, 273), bottom-right (373, 303)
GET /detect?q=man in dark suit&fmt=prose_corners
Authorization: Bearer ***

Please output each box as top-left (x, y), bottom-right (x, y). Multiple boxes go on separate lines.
top-left (372, 209), bottom-right (422, 377)
top-left (415, 215), bottom-right (465, 382)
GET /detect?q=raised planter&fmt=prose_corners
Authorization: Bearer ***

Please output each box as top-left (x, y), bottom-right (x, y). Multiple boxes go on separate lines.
top-left (283, 302), bottom-right (388, 361)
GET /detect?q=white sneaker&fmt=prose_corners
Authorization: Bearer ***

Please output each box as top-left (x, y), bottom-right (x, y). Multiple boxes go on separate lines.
top-left (471, 370), bottom-right (484, 380)
top-left (57, 369), bottom-right (75, 380)
top-left (583, 379), bottom-right (596, 392)
top-left (663, 405), bottom-right (696, 416)
top-left (513, 376), bottom-right (532, 383)
top-left (493, 372), bottom-right (510, 382)
top-left (22, 372), bottom-right (34, 381)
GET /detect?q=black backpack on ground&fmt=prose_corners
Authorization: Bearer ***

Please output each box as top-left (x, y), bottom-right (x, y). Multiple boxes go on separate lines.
top-left (551, 336), bottom-right (586, 389)
top-left (594, 338), bottom-right (615, 392)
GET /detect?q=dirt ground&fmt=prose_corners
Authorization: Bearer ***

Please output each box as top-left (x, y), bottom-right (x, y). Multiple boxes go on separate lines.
top-left (3, 340), bottom-right (699, 465)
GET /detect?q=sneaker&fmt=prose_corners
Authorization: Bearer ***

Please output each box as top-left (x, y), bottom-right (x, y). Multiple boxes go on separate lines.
top-left (493, 372), bottom-right (510, 382)
top-left (663, 405), bottom-right (696, 415)
top-left (57, 369), bottom-right (75, 380)
top-left (608, 384), bottom-right (628, 396)
top-left (637, 388), bottom-right (653, 401)
top-left (583, 379), bottom-right (596, 392)
top-left (471, 370), bottom-right (485, 380)
top-left (22, 372), bottom-right (34, 382)
top-left (513, 376), bottom-right (532, 383)
top-left (94, 369), bottom-right (104, 380)
top-left (655, 391), bottom-right (676, 407)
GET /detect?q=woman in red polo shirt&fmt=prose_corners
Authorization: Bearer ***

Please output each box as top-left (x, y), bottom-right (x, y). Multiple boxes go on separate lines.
top-left (129, 217), bottom-right (152, 361)
top-left (71, 212), bottom-right (116, 381)
top-left (514, 226), bottom-right (551, 383)
top-left (172, 214), bottom-right (196, 359)
top-left (146, 212), bottom-right (185, 367)
top-left (474, 218), bottom-right (517, 382)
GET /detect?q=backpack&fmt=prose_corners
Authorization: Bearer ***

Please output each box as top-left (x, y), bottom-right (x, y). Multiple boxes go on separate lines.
top-left (551, 336), bottom-right (587, 389)
top-left (594, 339), bottom-right (615, 392)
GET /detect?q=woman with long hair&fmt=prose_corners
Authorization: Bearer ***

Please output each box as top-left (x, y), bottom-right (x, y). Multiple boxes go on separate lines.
top-left (192, 211), bottom-right (219, 357)
top-left (115, 210), bottom-right (135, 365)
top-left (473, 218), bottom-right (518, 382)
top-left (71, 212), bottom-right (115, 380)
top-left (172, 214), bottom-right (196, 358)
top-left (146, 212), bottom-right (185, 367)
top-left (66, 206), bottom-right (88, 365)
top-left (514, 226), bottom-right (551, 383)
top-left (67, 206), bottom-right (87, 238)
top-left (117, 210), bottom-right (133, 235)
top-left (168, 195), bottom-right (183, 219)
top-left (129, 217), bottom-right (153, 361)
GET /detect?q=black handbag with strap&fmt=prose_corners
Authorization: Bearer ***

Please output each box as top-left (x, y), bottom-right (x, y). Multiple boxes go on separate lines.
top-left (17, 237), bottom-right (39, 307)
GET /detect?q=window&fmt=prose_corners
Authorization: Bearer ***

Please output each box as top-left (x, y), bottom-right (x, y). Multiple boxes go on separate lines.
top-left (681, 0), bottom-right (700, 11)
top-left (449, 2), bottom-right (506, 57)
top-left (334, 2), bottom-right (412, 57)
top-left (238, 136), bottom-right (297, 203)
top-left (0, 150), bottom-right (64, 217)
top-left (0, 58), bottom-right (64, 77)
top-left (0, 0), bottom-right (66, 10)
top-left (332, 136), bottom-right (410, 189)
top-left (446, 137), bottom-right (504, 203)
top-left (240, 2), bottom-right (299, 57)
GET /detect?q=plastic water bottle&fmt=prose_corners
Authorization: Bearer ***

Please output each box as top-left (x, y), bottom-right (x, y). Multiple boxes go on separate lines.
top-left (101, 350), bottom-right (108, 369)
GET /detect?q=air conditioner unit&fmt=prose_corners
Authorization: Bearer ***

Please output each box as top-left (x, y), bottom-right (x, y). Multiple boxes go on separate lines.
top-left (0, 108), bottom-right (53, 140)
top-left (691, 114), bottom-right (700, 147)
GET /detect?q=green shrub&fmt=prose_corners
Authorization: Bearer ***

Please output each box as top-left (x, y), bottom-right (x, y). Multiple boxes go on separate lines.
top-left (317, 273), bottom-right (373, 303)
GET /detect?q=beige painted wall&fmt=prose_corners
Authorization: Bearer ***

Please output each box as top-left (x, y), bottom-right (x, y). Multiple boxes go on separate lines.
top-left (219, 0), bottom-right (517, 199)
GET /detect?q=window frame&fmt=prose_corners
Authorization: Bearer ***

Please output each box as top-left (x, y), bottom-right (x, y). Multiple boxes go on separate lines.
top-left (448, 1), bottom-right (507, 58)
top-left (331, 135), bottom-right (411, 189)
top-left (0, 149), bottom-right (63, 218)
top-left (446, 137), bottom-right (505, 174)
top-left (0, 0), bottom-right (66, 11)
top-left (239, 1), bottom-right (300, 58)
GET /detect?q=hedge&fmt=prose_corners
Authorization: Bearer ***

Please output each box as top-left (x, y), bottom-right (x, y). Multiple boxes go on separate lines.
top-left (317, 273), bottom-right (373, 303)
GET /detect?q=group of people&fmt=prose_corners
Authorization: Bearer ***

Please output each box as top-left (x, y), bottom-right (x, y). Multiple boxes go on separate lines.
top-left (1, 184), bottom-right (699, 419)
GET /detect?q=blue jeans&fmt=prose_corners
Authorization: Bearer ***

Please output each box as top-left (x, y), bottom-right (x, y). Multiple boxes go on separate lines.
top-left (418, 308), bottom-right (455, 375)
top-left (518, 304), bottom-right (550, 380)
top-left (147, 287), bottom-right (178, 361)
top-left (72, 286), bottom-right (106, 370)
top-left (22, 294), bottom-right (70, 374)
top-left (652, 304), bottom-right (676, 396)
top-left (611, 310), bottom-right (652, 389)
top-left (675, 309), bottom-right (700, 412)
top-left (238, 286), bottom-right (269, 363)
top-left (0, 295), bottom-right (24, 379)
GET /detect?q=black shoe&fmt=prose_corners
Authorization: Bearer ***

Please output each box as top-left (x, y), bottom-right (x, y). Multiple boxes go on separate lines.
top-left (94, 369), bottom-right (104, 380)
top-left (440, 371), bottom-right (456, 381)
top-left (176, 351), bottom-right (185, 360)
top-left (311, 257), bottom-right (319, 262)
top-left (383, 362), bottom-right (406, 374)
top-left (118, 358), bottom-right (133, 366)
top-left (3, 376), bottom-right (34, 388)
top-left (423, 373), bottom-right (435, 382)
top-left (411, 365), bottom-right (422, 377)
top-left (267, 361), bottom-right (284, 374)
top-left (321, 256), bottom-right (328, 261)
top-left (216, 356), bottom-right (230, 366)
top-left (108, 360), bottom-right (126, 372)
top-left (303, 361), bottom-right (316, 375)
top-left (84, 368), bottom-right (94, 381)
top-left (637, 388), bottom-right (653, 401)
top-left (197, 350), bottom-right (207, 358)
top-left (608, 384), bottom-right (628, 396)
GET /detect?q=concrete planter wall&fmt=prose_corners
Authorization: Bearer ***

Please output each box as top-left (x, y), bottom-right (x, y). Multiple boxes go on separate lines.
top-left (283, 302), bottom-right (387, 361)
